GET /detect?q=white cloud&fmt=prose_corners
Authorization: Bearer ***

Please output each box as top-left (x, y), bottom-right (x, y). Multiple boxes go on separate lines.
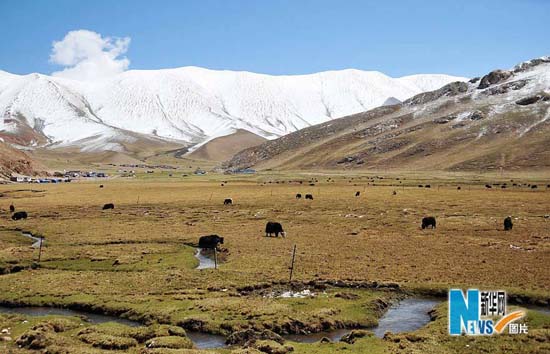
top-left (50, 30), bottom-right (130, 81)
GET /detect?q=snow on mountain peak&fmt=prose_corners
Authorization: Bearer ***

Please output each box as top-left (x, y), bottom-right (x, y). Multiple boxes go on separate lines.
top-left (0, 66), bottom-right (467, 152)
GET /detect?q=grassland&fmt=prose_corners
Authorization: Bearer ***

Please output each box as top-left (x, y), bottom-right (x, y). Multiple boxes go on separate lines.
top-left (0, 170), bottom-right (549, 353)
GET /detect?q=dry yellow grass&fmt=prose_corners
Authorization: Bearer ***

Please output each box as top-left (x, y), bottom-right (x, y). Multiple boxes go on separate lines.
top-left (1, 173), bottom-right (549, 291)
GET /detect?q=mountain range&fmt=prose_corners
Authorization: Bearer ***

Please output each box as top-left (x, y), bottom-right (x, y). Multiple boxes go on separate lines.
top-left (0, 67), bottom-right (464, 156)
top-left (227, 57), bottom-right (550, 171)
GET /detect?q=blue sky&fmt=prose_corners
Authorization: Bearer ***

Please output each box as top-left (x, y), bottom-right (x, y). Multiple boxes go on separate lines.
top-left (1, 0), bottom-right (549, 78)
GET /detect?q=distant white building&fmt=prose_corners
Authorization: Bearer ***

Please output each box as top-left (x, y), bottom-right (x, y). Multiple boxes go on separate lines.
top-left (10, 174), bottom-right (31, 182)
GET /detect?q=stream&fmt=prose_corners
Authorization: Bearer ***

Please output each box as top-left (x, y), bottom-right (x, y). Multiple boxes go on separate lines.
top-left (284, 297), bottom-right (441, 343)
top-left (186, 331), bottom-right (227, 349)
top-left (372, 298), bottom-right (440, 337)
top-left (195, 248), bottom-right (216, 269)
top-left (0, 305), bottom-right (226, 349)
top-left (2, 298), bottom-right (547, 347)
top-left (21, 232), bottom-right (43, 248)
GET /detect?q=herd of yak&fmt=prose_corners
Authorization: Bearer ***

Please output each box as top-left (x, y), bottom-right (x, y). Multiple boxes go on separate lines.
top-left (7, 185), bottom-right (517, 251)
top-left (197, 191), bottom-right (515, 250)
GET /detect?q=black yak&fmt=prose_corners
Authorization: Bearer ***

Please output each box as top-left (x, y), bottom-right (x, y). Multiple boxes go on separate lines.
top-left (296, 193), bottom-right (302, 199)
top-left (224, 198), bottom-right (233, 205)
top-left (305, 194), bottom-right (314, 200)
top-left (12, 211), bottom-right (27, 220)
top-left (422, 216), bottom-right (436, 229)
top-left (355, 191), bottom-right (360, 197)
top-left (265, 221), bottom-right (285, 237)
top-left (504, 216), bottom-right (513, 231)
top-left (102, 203), bottom-right (115, 210)
top-left (9, 204), bottom-right (15, 212)
top-left (198, 235), bottom-right (224, 249)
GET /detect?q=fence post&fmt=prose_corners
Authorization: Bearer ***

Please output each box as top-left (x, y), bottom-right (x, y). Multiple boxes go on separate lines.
top-left (38, 236), bottom-right (44, 263)
top-left (289, 245), bottom-right (297, 282)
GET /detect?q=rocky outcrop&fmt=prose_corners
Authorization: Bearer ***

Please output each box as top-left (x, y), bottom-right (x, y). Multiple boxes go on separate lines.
top-left (468, 110), bottom-right (485, 121)
top-left (513, 56), bottom-right (550, 73)
top-left (516, 93), bottom-right (550, 105)
top-left (480, 79), bottom-right (528, 95)
top-left (404, 82), bottom-right (469, 105)
top-left (478, 69), bottom-right (513, 89)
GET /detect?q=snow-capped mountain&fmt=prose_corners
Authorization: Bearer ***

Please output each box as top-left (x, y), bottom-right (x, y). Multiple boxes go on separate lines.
top-left (0, 67), bottom-right (465, 152)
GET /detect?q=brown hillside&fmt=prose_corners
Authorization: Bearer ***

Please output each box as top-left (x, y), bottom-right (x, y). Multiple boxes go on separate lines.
top-left (188, 129), bottom-right (266, 161)
top-left (0, 141), bottom-right (46, 179)
top-left (227, 58), bottom-right (550, 172)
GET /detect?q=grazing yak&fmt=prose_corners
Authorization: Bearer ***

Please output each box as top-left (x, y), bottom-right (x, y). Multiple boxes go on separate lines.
top-left (265, 221), bottom-right (285, 237)
top-left (295, 193), bottom-right (302, 199)
top-left (102, 203), bottom-right (115, 210)
top-left (224, 198), bottom-right (233, 205)
top-left (198, 235), bottom-right (224, 249)
top-left (422, 216), bottom-right (436, 229)
top-left (12, 211), bottom-right (28, 220)
top-left (355, 191), bottom-right (360, 197)
top-left (485, 184), bottom-right (492, 189)
top-left (305, 194), bottom-right (314, 200)
top-left (504, 216), bottom-right (513, 231)
top-left (99, 185), bottom-right (104, 188)
top-left (9, 204), bottom-right (15, 212)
